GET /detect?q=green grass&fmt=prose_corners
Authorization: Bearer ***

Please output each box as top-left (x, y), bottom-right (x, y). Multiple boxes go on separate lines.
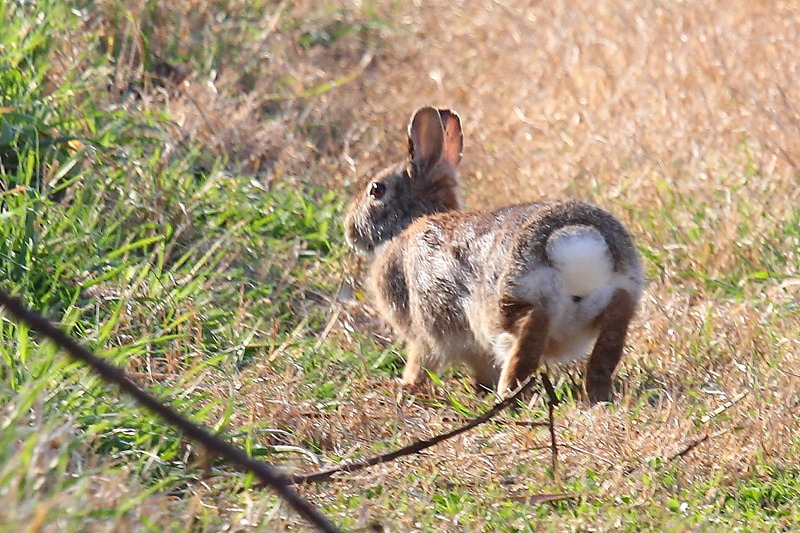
top-left (1, 0), bottom-right (799, 531)
top-left (1, 2), bottom-right (348, 529)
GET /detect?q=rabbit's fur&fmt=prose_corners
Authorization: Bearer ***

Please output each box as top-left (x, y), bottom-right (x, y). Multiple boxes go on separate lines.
top-left (345, 106), bottom-right (643, 403)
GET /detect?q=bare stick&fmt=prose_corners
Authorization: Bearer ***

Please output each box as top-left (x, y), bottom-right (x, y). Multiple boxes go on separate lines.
top-left (291, 372), bottom-right (541, 484)
top-left (699, 391), bottom-right (748, 423)
top-left (540, 373), bottom-right (560, 480)
top-left (667, 434), bottom-right (710, 461)
top-left (624, 427), bottom-right (735, 476)
top-left (668, 426), bottom-right (736, 462)
top-left (559, 444), bottom-right (615, 467)
top-left (0, 290), bottom-right (340, 533)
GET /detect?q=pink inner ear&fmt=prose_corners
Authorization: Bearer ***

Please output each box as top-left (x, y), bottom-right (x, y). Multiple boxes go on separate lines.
top-left (439, 110), bottom-right (463, 168)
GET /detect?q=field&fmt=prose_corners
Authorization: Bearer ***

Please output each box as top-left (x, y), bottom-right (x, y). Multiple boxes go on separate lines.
top-left (1, 0), bottom-right (799, 531)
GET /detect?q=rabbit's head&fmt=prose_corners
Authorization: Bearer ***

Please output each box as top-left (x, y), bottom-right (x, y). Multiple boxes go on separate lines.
top-left (344, 106), bottom-right (464, 256)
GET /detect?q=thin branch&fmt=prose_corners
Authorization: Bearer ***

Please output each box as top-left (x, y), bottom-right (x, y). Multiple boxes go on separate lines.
top-left (482, 418), bottom-right (550, 428)
top-left (290, 372), bottom-right (542, 484)
top-left (559, 444), bottom-right (616, 467)
top-left (700, 390), bottom-right (748, 423)
top-left (667, 434), bottom-right (710, 461)
top-left (668, 426), bottom-right (737, 462)
top-left (540, 373), bottom-right (560, 480)
top-left (511, 493), bottom-right (579, 505)
top-left (624, 426), bottom-right (735, 476)
top-left (0, 290), bottom-right (340, 533)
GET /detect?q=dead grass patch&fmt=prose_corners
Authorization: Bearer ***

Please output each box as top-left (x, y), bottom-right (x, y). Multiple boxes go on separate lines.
top-left (8, 0), bottom-right (799, 530)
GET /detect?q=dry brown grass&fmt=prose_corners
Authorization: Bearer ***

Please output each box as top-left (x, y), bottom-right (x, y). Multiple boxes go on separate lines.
top-left (17, 0), bottom-right (799, 530)
top-left (252, 1), bottom-right (797, 529)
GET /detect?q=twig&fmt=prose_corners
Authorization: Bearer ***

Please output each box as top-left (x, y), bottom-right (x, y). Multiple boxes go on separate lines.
top-left (624, 426), bottom-right (734, 476)
top-left (511, 493), bottom-right (579, 505)
top-left (262, 50), bottom-right (375, 103)
top-left (700, 390), bottom-right (748, 423)
top-left (297, 410), bottom-right (549, 428)
top-left (668, 426), bottom-right (737, 462)
top-left (311, 273), bottom-right (347, 355)
top-left (126, 371), bottom-right (174, 380)
top-left (779, 368), bottom-right (800, 379)
top-left (290, 372), bottom-right (541, 484)
top-left (559, 444), bottom-right (616, 467)
top-left (237, 0), bottom-right (289, 75)
top-left (540, 373), bottom-right (560, 480)
top-left (658, 391), bottom-right (748, 464)
top-left (667, 434), bottom-right (710, 461)
top-left (0, 290), bottom-right (340, 533)
top-left (482, 418), bottom-right (549, 428)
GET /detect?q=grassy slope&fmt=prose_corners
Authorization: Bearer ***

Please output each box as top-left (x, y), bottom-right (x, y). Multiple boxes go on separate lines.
top-left (1, 0), bottom-right (798, 531)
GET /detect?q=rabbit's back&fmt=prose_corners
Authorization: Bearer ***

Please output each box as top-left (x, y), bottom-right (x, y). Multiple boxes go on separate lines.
top-left (368, 200), bottom-right (642, 369)
top-left (368, 204), bottom-right (544, 359)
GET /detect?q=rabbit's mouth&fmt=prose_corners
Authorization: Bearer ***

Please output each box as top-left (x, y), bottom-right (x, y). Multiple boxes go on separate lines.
top-left (344, 226), bottom-right (376, 257)
top-left (350, 242), bottom-right (374, 257)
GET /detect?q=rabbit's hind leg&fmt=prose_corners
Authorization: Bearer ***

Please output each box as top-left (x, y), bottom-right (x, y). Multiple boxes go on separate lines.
top-left (584, 288), bottom-right (635, 404)
top-left (496, 302), bottom-right (550, 397)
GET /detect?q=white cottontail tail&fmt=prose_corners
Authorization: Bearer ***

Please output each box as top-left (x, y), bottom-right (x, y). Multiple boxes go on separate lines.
top-left (344, 106), bottom-right (643, 403)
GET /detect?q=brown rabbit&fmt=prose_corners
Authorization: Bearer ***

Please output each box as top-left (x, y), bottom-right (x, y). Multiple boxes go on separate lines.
top-left (344, 106), bottom-right (643, 403)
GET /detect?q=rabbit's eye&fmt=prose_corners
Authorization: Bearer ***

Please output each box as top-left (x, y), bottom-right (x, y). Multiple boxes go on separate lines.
top-left (369, 181), bottom-right (387, 200)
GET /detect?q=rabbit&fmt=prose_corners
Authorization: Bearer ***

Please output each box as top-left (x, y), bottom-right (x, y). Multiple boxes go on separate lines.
top-left (344, 106), bottom-right (643, 403)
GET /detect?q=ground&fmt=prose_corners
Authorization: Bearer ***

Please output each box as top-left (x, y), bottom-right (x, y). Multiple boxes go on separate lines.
top-left (0, 0), bottom-right (798, 531)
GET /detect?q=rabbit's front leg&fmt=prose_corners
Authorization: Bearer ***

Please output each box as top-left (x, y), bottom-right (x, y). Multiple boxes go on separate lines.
top-left (585, 288), bottom-right (635, 404)
top-left (400, 341), bottom-right (426, 387)
top-left (463, 351), bottom-right (501, 394)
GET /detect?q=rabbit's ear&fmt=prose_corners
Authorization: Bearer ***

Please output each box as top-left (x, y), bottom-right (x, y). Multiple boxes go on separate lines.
top-left (408, 106), bottom-right (445, 172)
top-left (438, 109), bottom-right (463, 168)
